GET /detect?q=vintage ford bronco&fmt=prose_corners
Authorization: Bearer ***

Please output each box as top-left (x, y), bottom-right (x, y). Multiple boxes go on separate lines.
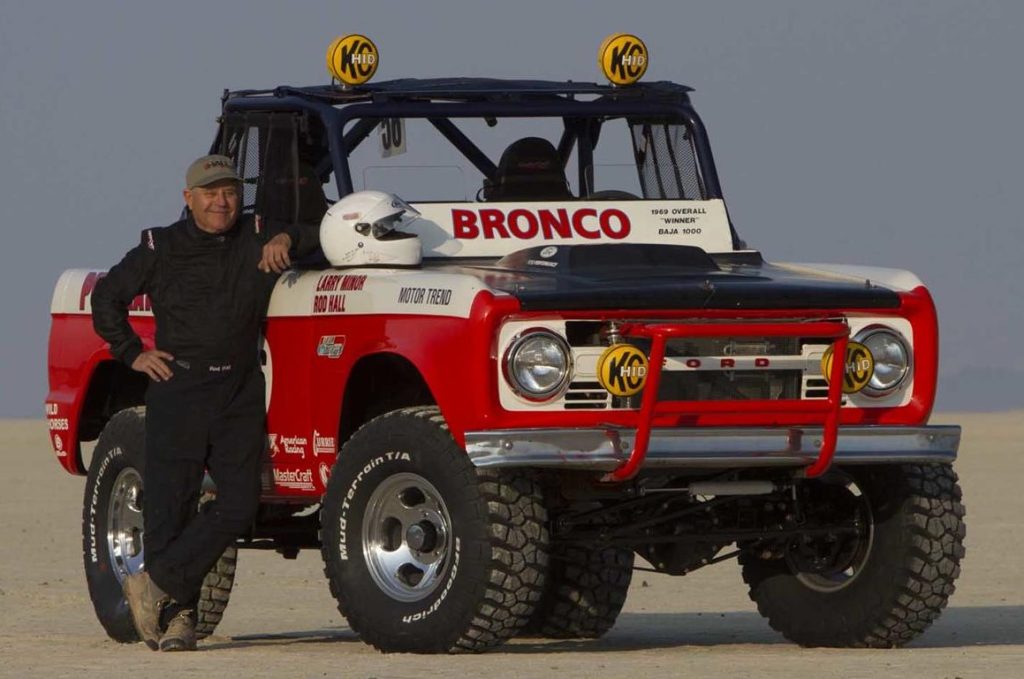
top-left (46, 35), bottom-right (964, 653)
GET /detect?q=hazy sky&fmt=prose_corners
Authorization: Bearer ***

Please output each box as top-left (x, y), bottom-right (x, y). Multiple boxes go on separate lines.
top-left (2, 1), bottom-right (1022, 415)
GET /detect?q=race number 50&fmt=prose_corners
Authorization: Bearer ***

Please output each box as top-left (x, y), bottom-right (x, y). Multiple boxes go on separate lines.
top-left (379, 118), bottom-right (406, 158)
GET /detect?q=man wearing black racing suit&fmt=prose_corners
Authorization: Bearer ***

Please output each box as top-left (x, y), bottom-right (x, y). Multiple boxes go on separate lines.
top-left (91, 154), bottom-right (320, 651)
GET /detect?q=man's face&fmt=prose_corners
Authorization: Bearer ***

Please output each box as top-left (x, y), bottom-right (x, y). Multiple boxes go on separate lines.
top-left (184, 179), bottom-right (241, 234)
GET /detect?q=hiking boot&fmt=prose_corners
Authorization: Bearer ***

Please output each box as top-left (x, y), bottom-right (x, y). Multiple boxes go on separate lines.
top-left (123, 572), bottom-right (170, 650)
top-left (159, 610), bottom-right (197, 652)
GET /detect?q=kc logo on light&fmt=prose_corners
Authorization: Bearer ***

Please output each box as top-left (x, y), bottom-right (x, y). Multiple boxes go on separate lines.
top-left (821, 341), bottom-right (875, 394)
top-left (597, 344), bottom-right (649, 397)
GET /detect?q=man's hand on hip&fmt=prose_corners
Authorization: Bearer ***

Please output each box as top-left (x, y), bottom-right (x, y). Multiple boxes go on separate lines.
top-left (132, 350), bottom-right (175, 381)
top-left (259, 233), bottom-right (293, 273)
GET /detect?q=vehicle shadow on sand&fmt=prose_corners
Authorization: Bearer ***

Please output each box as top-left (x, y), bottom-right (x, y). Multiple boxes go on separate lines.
top-left (504, 605), bottom-right (1024, 653)
top-left (202, 605), bottom-right (1024, 653)
top-left (202, 628), bottom-right (362, 651)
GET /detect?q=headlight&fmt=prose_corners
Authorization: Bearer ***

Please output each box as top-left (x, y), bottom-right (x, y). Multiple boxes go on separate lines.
top-left (503, 330), bottom-right (572, 401)
top-left (856, 327), bottom-right (911, 396)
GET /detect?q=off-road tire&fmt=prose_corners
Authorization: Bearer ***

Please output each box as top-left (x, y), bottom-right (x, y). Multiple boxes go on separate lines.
top-left (524, 544), bottom-right (633, 638)
top-left (319, 406), bottom-right (549, 653)
top-left (82, 407), bottom-right (237, 642)
top-left (740, 464), bottom-right (966, 647)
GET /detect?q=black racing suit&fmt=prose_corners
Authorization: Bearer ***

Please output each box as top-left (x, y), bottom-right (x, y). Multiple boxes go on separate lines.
top-left (92, 213), bottom-right (318, 616)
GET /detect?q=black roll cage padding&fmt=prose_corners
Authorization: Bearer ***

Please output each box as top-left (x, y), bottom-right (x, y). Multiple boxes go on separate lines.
top-left (428, 118), bottom-right (498, 180)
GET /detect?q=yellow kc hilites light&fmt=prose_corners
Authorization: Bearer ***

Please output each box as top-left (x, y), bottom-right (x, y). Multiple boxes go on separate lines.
top-left (326, 34), bottom-right (379, 86)
top-left (598, 33), bottom-right (649, 86)
top-left (597, 344), bottom-right (650, 397)
top-left (821, 341), bottom-right (876, 394)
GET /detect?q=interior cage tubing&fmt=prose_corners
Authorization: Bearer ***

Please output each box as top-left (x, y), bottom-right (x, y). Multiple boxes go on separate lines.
top-left (604, 321), bottom-right (850, 482)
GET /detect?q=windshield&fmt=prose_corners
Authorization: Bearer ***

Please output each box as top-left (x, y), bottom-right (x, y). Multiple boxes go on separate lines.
top-left (333, 115), bottom-right (706, 204)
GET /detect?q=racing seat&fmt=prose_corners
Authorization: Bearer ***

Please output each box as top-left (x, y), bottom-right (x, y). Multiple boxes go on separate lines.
top-left (481, 137), bottom-right (573, 201)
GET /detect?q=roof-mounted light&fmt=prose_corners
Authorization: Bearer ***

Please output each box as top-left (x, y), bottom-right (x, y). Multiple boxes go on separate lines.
top-left (326, 34), bottom-right (379, 87)
top-left (598, 33), bottom-right (649, 86)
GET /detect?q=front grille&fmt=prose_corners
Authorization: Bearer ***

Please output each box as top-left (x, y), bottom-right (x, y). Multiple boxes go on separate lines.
top-left (564, 381), bottom-right (609, 409)
top-left (564, 322), bottom-right (834, 410)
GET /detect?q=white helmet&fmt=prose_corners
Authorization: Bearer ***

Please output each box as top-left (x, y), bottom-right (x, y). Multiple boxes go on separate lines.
top-left (320, 190), bottom-right (422, 267)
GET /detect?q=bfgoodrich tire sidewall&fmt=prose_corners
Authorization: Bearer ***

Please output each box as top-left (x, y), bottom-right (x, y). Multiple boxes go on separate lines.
top-left (82, 410), bottom-right (146, 643)
top-left (322, 423), bottom-right (491, 651)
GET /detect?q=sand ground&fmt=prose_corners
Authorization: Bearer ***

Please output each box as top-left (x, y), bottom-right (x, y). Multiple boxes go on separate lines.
top-left (1, 412), bottom-right (1021, 678)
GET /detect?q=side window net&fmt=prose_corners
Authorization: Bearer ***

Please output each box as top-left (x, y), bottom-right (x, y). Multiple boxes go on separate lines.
top-left (629, 121), bottom-right (705, 200)
top-left (219, 113), bottom-right (329, 226)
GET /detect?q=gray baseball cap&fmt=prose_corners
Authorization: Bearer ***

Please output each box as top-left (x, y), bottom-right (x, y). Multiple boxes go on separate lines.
top-left (186, 154), bottom-right (242, 189)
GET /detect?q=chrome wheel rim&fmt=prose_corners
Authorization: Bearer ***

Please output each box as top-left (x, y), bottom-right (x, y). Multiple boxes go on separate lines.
top-left (106, 467), bottom-right (145, 583)
top-left (362, 472), bottom-right (452, 602)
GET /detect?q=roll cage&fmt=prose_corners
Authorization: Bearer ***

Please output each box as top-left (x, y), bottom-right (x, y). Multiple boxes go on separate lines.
top-left (217, 78), bottom-right (739, 247)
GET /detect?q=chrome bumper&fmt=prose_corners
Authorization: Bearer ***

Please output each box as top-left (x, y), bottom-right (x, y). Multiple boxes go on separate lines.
top-left (464, 425), bottom-right (960, 471)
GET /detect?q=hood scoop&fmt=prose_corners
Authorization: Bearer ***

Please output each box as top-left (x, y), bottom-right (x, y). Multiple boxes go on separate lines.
top-left (495, 243), bottom-right (720, 277)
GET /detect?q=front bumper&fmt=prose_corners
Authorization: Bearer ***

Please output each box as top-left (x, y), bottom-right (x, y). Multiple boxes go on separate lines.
top-left (464, 425), bottom-right (960, 471)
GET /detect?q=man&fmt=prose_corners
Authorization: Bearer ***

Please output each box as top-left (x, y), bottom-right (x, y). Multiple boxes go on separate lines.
top-left (91, 154), bottom-right (320, 651)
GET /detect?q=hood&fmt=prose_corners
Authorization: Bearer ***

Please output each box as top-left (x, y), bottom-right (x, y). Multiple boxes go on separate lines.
top-left (443, 244), bottom-right (901, 311)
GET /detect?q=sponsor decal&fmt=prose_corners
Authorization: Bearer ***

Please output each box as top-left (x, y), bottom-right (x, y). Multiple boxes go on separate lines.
top-left (313, 274), bottom-right (366, 313)
top-left (540, 246), bottom-right (558, 258)
top-left (317, 335), bottom-right (346, 359)
top-left (145, 229), bottom-right (155, 251)
top-left (268, 433), bottom-right (306, 457)
top-left (821, 341), bottom-right (875, 394)
top-left (313, 429), bottom-right (336, 455)
top-left (527, 259), bottom-right (558, 268)
top-left (397, 286), bottom-right (452, 306)
top-left (273, 467), bottom-right (316, 492)
top-left (316, 273), bottom-right (366, 292)
top-left (280, 435), bottom-right (308, 456)
top-left (598, 33), bottom-right (649, 86)
top-left (46, 402), bottom-right (69, 434)
top-left (452, 207), bottom-right (630, 241)
top-left (319, 461), bottom-right (331, 487)
top-left (79, 271), bottom-right (150, 312)
top-left (597, 343), bottom-right (650, 397)
top-left (313, 293), bottom-right (346, 314)
top-left (53, 433), bottom-right (66, 456)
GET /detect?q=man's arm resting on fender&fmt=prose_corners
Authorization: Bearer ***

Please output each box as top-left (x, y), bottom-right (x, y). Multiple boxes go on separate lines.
top-left (91, 241), bottom-right (155, 367)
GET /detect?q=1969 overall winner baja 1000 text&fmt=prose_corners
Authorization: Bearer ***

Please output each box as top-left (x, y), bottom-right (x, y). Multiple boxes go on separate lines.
top-left (46, 34), bottom-right (965, 653)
